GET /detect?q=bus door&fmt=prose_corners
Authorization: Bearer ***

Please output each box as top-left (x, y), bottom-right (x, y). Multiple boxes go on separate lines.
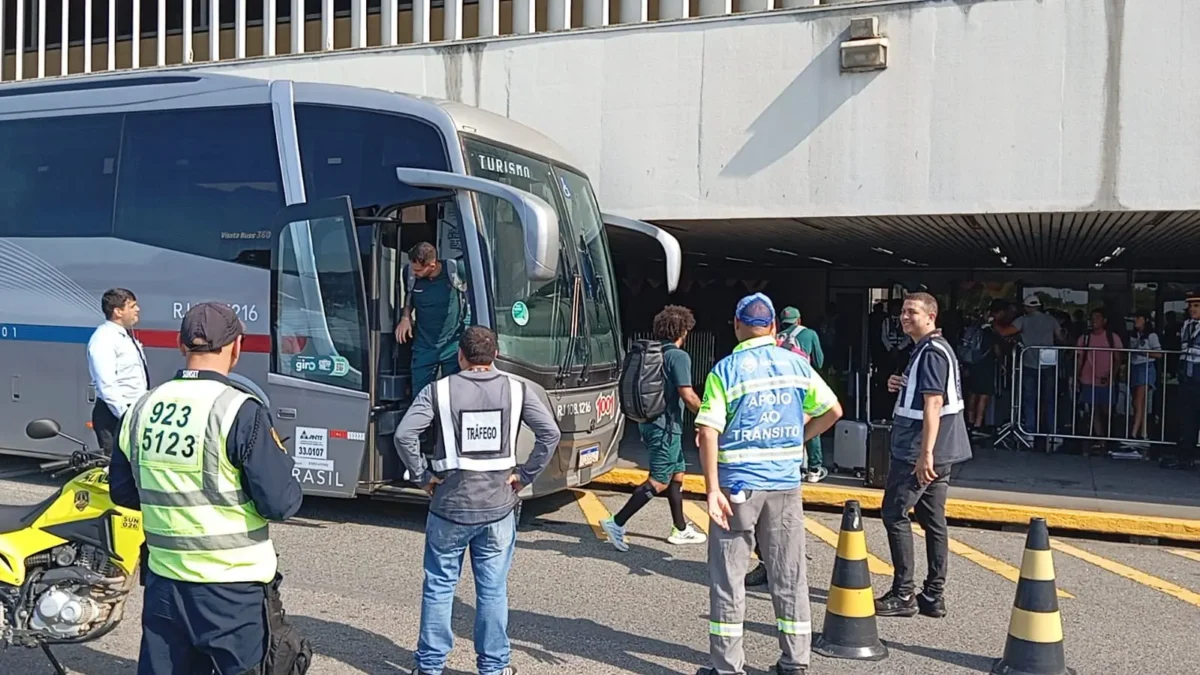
top-left (266, 196), bottom-right (371, 499)
top-left (354, 198), bottom-right (452, 488)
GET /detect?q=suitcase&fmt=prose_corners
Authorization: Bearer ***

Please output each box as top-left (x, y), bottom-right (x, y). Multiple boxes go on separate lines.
top-left (865, 422), bottom-right (893, 489)
top-left (833, 420), bottom-right (868, 477)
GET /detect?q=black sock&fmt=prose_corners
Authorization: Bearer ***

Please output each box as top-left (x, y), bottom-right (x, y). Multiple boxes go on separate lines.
top-left (614, 482), bottom-right (655, 527)
top-left (666, 481), bottom-right (687, 531)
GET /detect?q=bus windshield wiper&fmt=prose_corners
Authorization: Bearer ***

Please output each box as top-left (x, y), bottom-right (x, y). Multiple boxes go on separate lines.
top-left (555, 254), bottom-right (583, 388)
top-left (576, 234), bottom-right (616, 387)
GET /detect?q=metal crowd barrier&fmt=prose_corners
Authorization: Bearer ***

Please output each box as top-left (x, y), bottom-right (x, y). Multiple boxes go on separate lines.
top-left (993, 343), bottom-right (1187, 451)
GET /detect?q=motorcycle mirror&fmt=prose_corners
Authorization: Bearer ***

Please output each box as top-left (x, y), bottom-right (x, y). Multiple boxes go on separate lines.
top-left (26, 418), bottom-right (62, 440)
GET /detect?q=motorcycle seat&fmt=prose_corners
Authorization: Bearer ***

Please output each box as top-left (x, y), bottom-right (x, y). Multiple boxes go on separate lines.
top-left (0, 493), bottom-right (58, 534)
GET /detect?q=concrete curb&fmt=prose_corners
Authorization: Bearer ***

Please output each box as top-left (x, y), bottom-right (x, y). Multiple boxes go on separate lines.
top-left (590, 468), bottom-right (1200, 543)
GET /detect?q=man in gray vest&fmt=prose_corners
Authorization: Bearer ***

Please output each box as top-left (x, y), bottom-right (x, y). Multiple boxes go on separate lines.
top-left (875, 292), bottom-right (972, 620)
top-left (394, 325), bottom-right (561, 675)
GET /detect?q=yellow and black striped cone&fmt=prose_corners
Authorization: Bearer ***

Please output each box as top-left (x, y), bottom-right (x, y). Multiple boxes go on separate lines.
top-left (991, 517), bottom-right (1075, 675)
top-left (812, 500), bottom-right (888, 661)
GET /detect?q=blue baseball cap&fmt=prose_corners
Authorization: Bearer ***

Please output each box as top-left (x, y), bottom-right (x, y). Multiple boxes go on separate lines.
top-left (735, 293), bottom-right (776, 328)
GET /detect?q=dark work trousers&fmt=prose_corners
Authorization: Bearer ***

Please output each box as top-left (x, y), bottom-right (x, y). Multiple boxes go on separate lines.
top-left (1175, 383), bottom-right (1200, 464)
top-left (91, 399), bottom-right (120, 456)
top-left (139, 570), bottom-right (268, 675)
top-left (882, 458), bottom-right (951, 598)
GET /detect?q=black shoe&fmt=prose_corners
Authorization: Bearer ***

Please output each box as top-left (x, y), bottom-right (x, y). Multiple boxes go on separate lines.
top-left (874, 589), bottom-right (918, 617)
top-left (696, 668), bottom-right (717, 675)
top-left (745, 562), bottom-right (769, 587)
top-left (775, 662), bottom-right (808, 674)
top-left (917, 590), bottom-right (947, 618)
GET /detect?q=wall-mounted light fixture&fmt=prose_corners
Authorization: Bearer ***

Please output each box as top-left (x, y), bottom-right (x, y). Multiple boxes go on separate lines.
top-left (841, 16), bottom-right (889, 73)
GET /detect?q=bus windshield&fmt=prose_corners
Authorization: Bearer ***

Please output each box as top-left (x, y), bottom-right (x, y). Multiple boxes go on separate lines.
top-left (464, 138), bottom-right (621, 374)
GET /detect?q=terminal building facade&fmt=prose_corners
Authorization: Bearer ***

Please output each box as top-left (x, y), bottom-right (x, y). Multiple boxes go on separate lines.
top-left (4, 0), bottom-right (1200, 492)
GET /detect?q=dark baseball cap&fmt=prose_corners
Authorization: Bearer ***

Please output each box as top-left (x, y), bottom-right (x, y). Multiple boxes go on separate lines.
top-left (180, 302), bottom-right (245, 353)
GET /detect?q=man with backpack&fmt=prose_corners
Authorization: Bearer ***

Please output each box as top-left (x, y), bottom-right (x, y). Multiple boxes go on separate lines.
top-left (605, 306), bottom-right (706, 550)
top-left (395, 242), bottom-right (471, 399)
top-left (776, 306), bottom-right (828, 484)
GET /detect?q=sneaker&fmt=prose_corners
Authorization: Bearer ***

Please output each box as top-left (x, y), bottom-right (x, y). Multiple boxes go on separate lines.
top-left (600, 517), bottom-right (629, 552)
top-left (916, 590), bottom-right (947, 618)
top-left (1109, 449), bottom-right (1144, 460)
top-left (774, 661), bottom-right (808, 674)
top-left (491, 668), bottom-right (518, 675)
top-left (874, 589), bottom-right (918, 617)
top-left (745, 562), bottom-right (769, 587)
top-left (668, 523), bottom-right (708, 545)
top-left (804, 466), bottom-right (829, 483)
top-left (695, 668), bottom-right (718, 675)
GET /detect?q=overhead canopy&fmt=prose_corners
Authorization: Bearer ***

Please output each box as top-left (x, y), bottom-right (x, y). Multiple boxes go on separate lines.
top-left (607, 211), bottom-right (1200, 270)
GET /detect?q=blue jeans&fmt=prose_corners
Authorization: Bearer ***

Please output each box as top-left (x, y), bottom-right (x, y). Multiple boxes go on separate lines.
top-left (1020, 365), bottom-right (1059, 435)
top-left (417, 510), bottom-right (517, 675)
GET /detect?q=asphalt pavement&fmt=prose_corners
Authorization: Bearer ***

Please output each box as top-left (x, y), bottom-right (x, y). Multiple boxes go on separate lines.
top-left (1, 457), bottom-right (1198, 675)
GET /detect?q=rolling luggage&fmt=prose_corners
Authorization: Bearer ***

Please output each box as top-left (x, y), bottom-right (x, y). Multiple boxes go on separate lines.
top-left (833, 420), bottom-right (869, 477)
top-left (865, 422), bottom-right (893, 489)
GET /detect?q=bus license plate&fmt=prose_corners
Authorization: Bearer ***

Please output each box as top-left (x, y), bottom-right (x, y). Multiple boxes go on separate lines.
top-left (578, 444), bottom-right (600, 468)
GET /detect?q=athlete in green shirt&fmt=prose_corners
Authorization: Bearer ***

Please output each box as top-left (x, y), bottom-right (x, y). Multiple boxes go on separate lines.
top-left (778, 306), bottom-right (827, 484)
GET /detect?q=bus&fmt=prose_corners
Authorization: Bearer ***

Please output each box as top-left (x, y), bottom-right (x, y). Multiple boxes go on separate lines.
top-left (0, 71), bottom-right (681, 501)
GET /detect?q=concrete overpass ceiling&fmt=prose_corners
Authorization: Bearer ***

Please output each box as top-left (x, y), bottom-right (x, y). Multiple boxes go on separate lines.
top-left (611, 212), bottom-right (1200, 271)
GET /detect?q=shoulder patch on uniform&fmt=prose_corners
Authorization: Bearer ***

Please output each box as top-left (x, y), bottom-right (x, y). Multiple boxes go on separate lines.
top-left (271, 427), bottom-right (288, 453)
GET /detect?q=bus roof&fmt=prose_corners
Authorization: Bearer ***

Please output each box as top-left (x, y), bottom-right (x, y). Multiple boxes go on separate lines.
top-left (0, 70), bottom-right (583, 172)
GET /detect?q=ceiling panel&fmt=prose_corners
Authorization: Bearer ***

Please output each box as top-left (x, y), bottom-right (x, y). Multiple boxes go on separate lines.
top-left (606, 211), bottom-right (1200, 270)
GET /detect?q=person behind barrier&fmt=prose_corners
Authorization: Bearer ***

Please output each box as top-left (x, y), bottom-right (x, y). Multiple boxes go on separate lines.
top-left (694, 293), bottom-right (843, 675)
top-left (1164, 292), bottom-right (1200, 470)
top-left (1114, 310), bottom-right (1161, 459)
top-left (993, 295), bottom-right (1067, 446)
top-left (108, 302), bottom-right (305, 675)
top-left (393, 325), bottom-right (560, 675)
top-left (875, 292), bottom-right (972, 620)
top-left (395, 241), bottom-right (470, 398)
top-left (960, 300), bottom-right (1004, 439)
top-left (1076, 307), bottom-right (1124, 453)
top-left (602, 305), bottom-right (706, 551)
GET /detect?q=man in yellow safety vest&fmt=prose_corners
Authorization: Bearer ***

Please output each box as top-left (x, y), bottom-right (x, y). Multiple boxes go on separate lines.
top-left (108, 302), bottom-right (304, 674)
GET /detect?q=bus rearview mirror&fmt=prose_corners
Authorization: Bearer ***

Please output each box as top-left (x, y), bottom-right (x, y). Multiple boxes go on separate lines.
top-left (601, 213), bottom-right (681, 293)
top-left (395, 168), bottom-right (559, 282)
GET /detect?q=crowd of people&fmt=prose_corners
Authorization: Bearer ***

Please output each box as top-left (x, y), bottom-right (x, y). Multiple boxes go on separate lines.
top-left (869, 293), bottom-right (1200, 470)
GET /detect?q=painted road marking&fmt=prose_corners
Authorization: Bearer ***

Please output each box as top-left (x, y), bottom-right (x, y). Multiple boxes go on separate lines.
top-left (572, 489), bottom-right (611, 541)
top-left (912, 524), bottom-right (1073, 599)
top-left (682, 499), bottom-right (710, 534)
top-left (805, 518), bottom-right (894, 577)
top-left (1169, 548), bottom-right (1200, 564)
top-left (1050, 539), bottom-right (1200, 609)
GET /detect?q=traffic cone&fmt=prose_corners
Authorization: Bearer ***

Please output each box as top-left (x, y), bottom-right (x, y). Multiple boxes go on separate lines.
top-left (991, 517), bottom-right (1075, 675)
top-left (812, 500), bottom-right (888, 661)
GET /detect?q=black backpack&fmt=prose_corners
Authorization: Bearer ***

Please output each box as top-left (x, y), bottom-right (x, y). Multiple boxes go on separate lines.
top-left (619, 340), bottom-right (667, 423)
top-left (262, 573), bottom-right (314, 675)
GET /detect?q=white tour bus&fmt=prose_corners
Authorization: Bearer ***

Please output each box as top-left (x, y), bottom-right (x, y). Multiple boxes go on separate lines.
top-left (0, 71), bottom-right (681, 500)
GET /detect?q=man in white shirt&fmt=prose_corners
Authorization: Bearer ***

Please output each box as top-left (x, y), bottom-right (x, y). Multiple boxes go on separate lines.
top-left (86, 288), bottom-right (149, 454)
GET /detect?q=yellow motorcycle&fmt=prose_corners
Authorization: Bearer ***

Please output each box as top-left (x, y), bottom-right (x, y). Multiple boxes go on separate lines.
top-left (0, 419), bottom-right (144, 675)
